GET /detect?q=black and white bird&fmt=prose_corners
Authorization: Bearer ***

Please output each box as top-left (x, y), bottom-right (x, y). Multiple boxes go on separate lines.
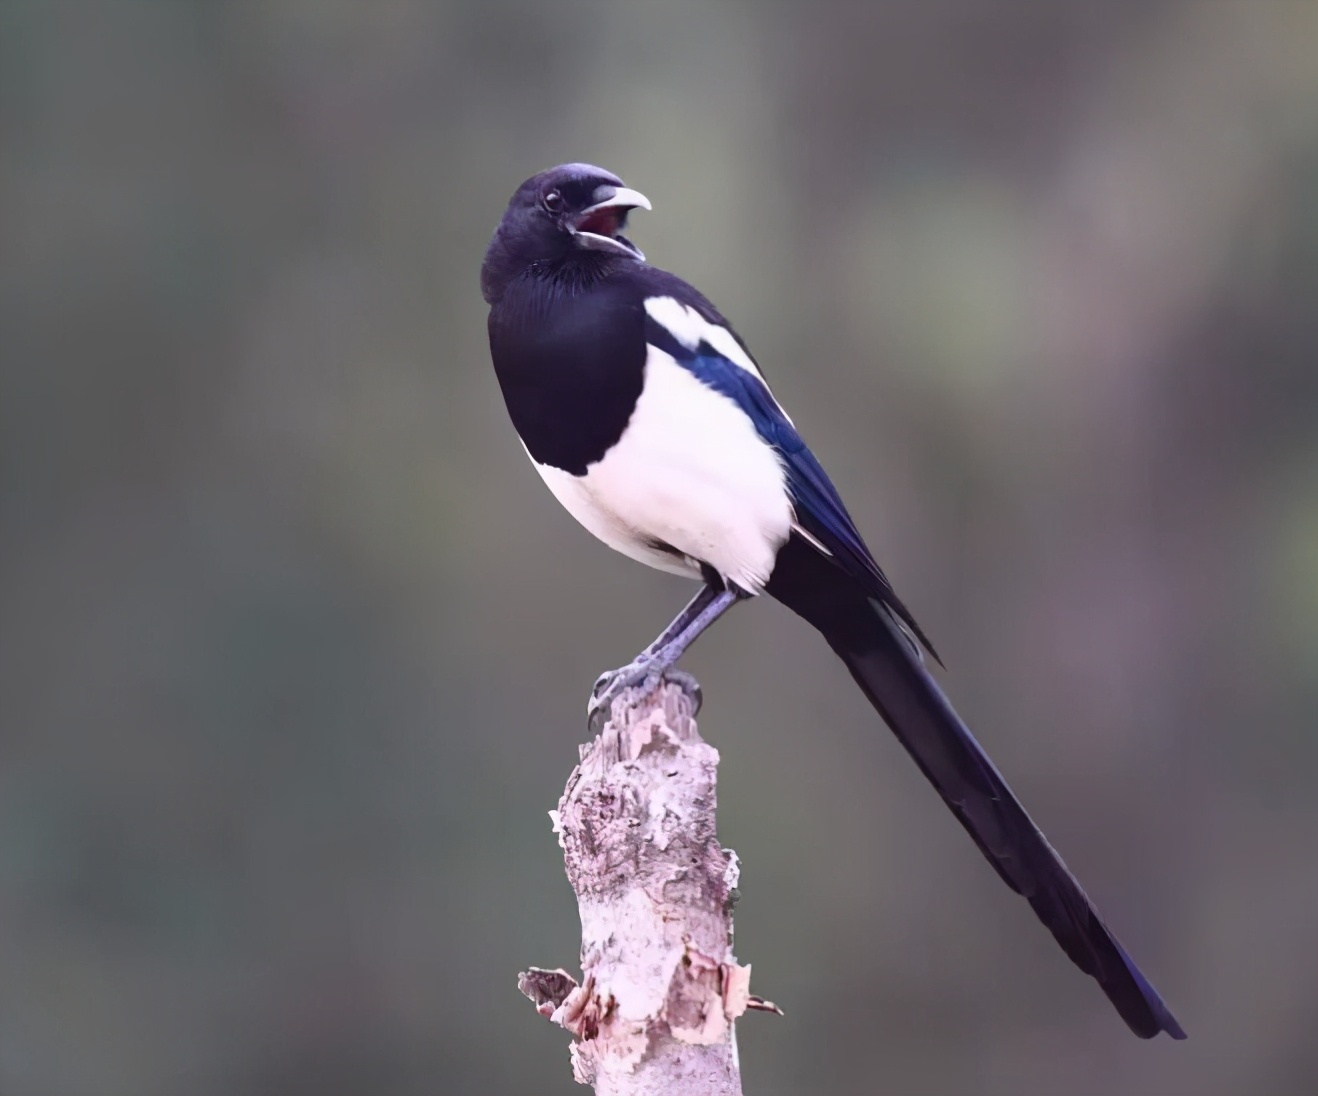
top-left (482, 163), bottom-right (1185, 1040)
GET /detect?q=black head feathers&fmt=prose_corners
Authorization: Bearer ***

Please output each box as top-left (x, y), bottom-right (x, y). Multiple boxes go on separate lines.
top-left (481, 163), bottom-right (650, 303)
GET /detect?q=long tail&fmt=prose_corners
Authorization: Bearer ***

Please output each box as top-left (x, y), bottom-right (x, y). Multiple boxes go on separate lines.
top-left (766, 535), bottom-right (1185, 1039)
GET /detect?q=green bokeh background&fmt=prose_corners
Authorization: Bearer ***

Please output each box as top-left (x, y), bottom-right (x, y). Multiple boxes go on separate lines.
top-left (3, 2), bottom-right (1317, 1093)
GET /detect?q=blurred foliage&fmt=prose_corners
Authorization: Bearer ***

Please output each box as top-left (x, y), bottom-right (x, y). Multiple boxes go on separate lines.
top-left (2, 1), bottom-right (1317, 1094)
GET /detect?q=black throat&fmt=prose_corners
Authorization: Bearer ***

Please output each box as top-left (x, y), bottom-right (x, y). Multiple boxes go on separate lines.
top-left (486, 254), bottom-right (648, 475)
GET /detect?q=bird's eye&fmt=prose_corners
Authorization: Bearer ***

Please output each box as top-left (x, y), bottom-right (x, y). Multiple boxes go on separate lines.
top-left (542, 189), bottom-right (565, 213)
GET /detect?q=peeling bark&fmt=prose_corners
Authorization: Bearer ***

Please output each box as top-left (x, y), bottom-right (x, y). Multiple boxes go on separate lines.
top-left (519, 675), bottom-right (773, 1094)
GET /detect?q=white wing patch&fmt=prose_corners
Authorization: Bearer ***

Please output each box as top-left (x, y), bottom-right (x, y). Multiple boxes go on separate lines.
top-left (643, 296), bottom-right (796, 427)
top-left (644, 296), bottom-right (768, 384)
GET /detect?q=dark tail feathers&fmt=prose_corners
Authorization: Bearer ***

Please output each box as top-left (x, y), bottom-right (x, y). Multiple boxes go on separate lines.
top-left (766, 536), bottom-right (1185, 1039)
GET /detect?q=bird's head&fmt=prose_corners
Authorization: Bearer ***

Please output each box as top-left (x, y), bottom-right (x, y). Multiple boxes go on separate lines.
top-left (481, 163), bottom-right (651, 303)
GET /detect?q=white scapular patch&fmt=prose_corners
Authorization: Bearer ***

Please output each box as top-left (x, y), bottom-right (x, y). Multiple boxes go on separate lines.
top-left (530, 344), bottom-right (794, 594)
top-left (642, 297), bottom-right (793, 417)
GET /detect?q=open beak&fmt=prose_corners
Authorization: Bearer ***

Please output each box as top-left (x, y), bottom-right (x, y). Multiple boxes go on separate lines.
top-left (569, 186), bottom-right (651, 260)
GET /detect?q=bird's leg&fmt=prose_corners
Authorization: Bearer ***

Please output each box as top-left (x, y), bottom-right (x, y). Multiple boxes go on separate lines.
top-left (590, 584), bottom-right (721, 700)
top-left (640, 582), bottom-right (724, 658)
top-left (589, 585), bottom-right (742, 724)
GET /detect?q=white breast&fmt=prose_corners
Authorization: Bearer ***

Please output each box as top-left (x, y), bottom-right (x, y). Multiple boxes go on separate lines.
top-left (530, 345), bottom-right (793, 594)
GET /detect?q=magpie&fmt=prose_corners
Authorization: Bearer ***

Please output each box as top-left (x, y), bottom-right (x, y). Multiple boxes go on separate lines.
top-left (482, 163), bottom-right (1185, 1040)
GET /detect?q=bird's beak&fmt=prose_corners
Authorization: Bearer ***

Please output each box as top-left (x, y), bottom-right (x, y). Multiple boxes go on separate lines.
top-left (570, 186), bottom-right (651, 260)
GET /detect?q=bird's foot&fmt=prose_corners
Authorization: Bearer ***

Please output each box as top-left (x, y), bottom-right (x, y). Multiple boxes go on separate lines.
top-left (587, 663), bottom-right (703, 732)
top-left (659, 669), bottom-right (703, 715)
top-left (588, 657), bottom-right (658, 728)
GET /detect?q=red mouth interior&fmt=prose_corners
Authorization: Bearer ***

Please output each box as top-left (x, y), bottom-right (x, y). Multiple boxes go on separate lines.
top-left (575, 206), bottom-right (624, 237)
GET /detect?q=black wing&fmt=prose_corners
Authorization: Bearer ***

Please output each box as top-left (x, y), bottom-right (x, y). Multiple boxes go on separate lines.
top-left (637, 280), bottom-right (937, 657)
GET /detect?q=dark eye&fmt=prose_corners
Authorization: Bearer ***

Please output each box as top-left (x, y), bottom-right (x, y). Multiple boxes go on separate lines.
top-left (542, 189), bottom-right (565, 213)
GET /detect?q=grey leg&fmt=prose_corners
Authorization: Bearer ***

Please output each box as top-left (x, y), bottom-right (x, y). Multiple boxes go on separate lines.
top-left (588, 586), bottom-right (742, 723)
top-left (590, 583), bottom-right (721, 700)
top-left (645, 582), bottom-right (723, 653)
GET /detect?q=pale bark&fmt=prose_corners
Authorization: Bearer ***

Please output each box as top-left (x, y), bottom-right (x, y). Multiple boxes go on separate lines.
top-left (518, 674), bottom-right (777, 1094)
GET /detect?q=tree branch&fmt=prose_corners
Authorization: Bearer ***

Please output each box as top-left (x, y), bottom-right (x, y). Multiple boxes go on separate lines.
top-left (519, 673), bottom-right (776, 1094)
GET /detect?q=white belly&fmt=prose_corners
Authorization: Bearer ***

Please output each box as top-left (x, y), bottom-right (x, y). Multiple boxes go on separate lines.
top-left (530, 348), bottom-right (793, 594)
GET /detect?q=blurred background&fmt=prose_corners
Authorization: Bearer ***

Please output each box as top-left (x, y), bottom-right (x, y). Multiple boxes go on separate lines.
top-left (3, 1), bottom-right (1317, 1093)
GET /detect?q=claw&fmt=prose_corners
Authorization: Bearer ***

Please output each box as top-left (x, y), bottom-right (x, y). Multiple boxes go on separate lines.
top-left (586, 662), bottom-right (706, 732)
top-left (591, 666), bottom-right (627, 700)
top-left (661, 670), bottom-right (703, 715)
top-left (586, 657), bottom-right (660, 728)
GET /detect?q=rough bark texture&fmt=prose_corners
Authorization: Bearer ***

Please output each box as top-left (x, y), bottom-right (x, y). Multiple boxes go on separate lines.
top-left (519, 674), bottom-right (771, 1095)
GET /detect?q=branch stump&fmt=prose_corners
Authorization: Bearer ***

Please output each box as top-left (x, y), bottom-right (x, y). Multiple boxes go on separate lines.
top-left (518, 674), bottom-right (776, 1094)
